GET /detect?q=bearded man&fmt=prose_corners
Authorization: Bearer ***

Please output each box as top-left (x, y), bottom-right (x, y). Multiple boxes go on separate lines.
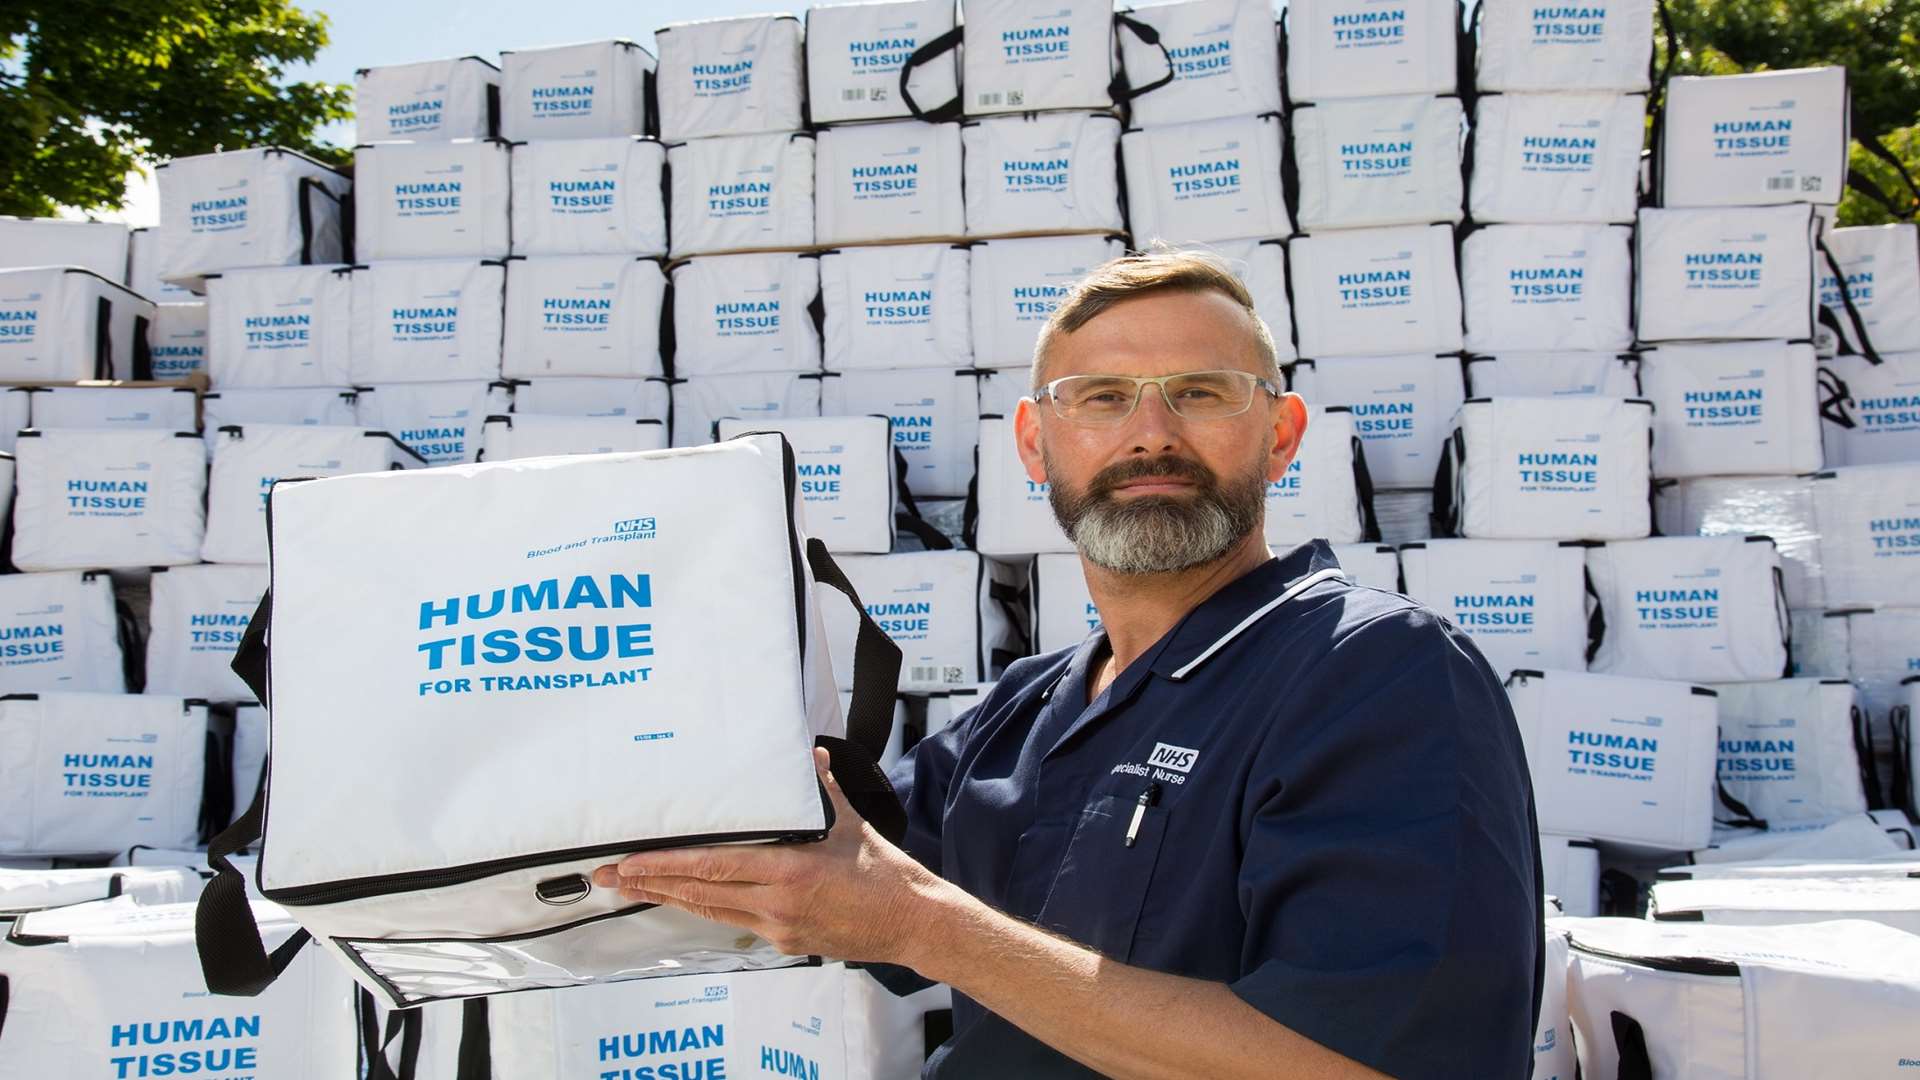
top-left (596, 250), bottom-right (1542, 1079)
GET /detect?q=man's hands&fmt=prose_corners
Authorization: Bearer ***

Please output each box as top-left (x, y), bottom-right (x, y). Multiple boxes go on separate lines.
top-left (590, 747), bottom-right (952, 966)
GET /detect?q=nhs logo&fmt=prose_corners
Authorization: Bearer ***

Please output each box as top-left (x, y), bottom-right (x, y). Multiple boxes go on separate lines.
top-left (613, 516), bottom-right (657, 538)
top-left (1148, 742), bottom-right (1199, 774)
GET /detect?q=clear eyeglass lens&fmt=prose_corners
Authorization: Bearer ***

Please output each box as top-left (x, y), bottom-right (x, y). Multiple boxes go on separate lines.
top-left (1051, 372), bottom-right (1258, 422)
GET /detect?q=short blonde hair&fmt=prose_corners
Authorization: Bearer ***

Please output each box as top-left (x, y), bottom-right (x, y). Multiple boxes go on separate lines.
top-left (1031, 246), bottom-right (1282, 389)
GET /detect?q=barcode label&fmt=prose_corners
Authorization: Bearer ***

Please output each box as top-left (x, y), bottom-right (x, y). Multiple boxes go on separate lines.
top-left (842, 88), bottom-right (867, 101)
top-left (910, 665), bottom-right (967, 685)
top-left (976, 92), bottom-right (1004, 106)
top-left (1766, 175), bottom-right (1796, 191)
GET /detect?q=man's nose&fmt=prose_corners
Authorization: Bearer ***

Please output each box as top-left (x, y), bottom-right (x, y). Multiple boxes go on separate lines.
top-left (1123, 383), bottom-right (1184, 454)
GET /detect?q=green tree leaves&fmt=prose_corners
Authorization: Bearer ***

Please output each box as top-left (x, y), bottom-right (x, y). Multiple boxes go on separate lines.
top-left (1, 0), bottom-right (351, 216)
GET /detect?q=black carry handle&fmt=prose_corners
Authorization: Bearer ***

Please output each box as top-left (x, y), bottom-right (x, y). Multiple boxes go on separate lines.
top-left (93, 296), bottom-right (114, 380)
top-left (805, 538), bottom-right (910, 845)
top-left (361, 988), bottom-right (424, 1080)
top-left (1349, 436), bottom-right (1382, 543)
top-left (1852, 704), bottom-right (1888, 812)
top-left (194, 784), bottom-right (312, 996)
top-left (1817, 236), bottom-right (1885, 366)
top-left (1816, 366), bottom-right (1857, 430)
top-left (1714, 772), bottom-right (1768, 832)
top-left (1428, 428), bottom-right (1464, 537)
top-left (1109, 13), bottom-right (1177, 104)
top-left (1771, 566), bottom-right (1793, 678)
top-left (1890, 701), bottom-right (1913, 818)
top-left (454, 998), bottom-right (493, 1080)
top-left (1583, 567), bottom-right (1607, 666)
top-left (897, 25), bottom-right (964, 122)
top-left (1612, 1010), bottom-right (1654, 1080)
top-left (893, 448), bottom-right (955, 552)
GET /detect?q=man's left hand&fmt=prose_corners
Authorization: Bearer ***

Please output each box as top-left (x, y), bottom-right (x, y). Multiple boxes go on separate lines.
top-left (590, 747), bottom-right (946, 966)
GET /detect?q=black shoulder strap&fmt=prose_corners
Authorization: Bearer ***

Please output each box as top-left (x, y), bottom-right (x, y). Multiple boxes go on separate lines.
top-left (194, 785), bottom-right (311, 996)
top-left (1816, 366), bottom-right (1858, 430)
top-left (1349, 436), bottom-right (1381, 543)
top-left (1853, 703), bottom-right (1888, 812)
top-left (1888, 701), bottom-right (1913, 818)
top-left (897, 26), bottom-right (964, 122)
top-left (1584, 567), bottom-right (1607, 666)
top-left (1817, 235), bottom-right (1885, 366)
top-left (455, 998), bottom-right (493, 1080)
top-left (893, 449), bottom-right (955, 552)
top-left (1109, 13), bottom-right (1176, 104)
top-left (1612, 1010), bottom-right (1654, 1080)
top-left (805, 538), bottom-right (909, 844)
top-left (1714, 777), bottom-right (1768, 832)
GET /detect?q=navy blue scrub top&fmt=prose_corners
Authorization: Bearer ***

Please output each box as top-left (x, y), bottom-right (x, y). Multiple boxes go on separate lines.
top-left (886, 541), bottom-right (1543, 1079)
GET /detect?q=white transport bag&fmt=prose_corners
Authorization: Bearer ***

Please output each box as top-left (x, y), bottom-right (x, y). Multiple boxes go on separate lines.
top-left (353, 138), bottom-right (513, 261)
top-left (1505, 669), bottom-right (1720, 850)
top-left (0, 865), bottom-right (202, 914)
top-left (1467, 93), bottom-right (1646, 225)
top-left (348, 380), bottom-right (510, 467)
top-left (501, 256), bottom-right (666, 379)
top-left (1288, 224), bottom-right (1464, 359)
top-left (972, 415), bottom-right (1073, 556)
top-left (201, 387), bottom-right (359, 441)
top-left (1290, 94), bottom-right (1466, 231)
top-left (0, 267), bottom-right (155, 381)
top-left (654, 14), bottom-right (806, 142)
top-left (1461, 224), bottom-right (1634, 353)
top-left (1833, 607), bottom-right (1920, 721)
top-left (191, 433), bottom-right (909, 1008)
top-left (1810, 463), bottom-right (1920, 609)
top-left (1120, 112), bottom-right (1292, 245)
top-left (154, 148), bottom-right (351, 288)
top-left (479, 414), bottom-right (668, 461)
top-left (127, 226), bottom-right (198, 303)
top-left (1821, 350), bottom-right (1920, 467)
top-left (1657, 66), bottom-right (1850, 209)
top-left (1638, 340), bottom-right (1824, 478)
top-left (1031, 551), bottom-right (1099, 653)
top-left (347, 260), bottom-right (507, 384)
top-left (1475, 0), bottom-right (1653, 92)
top-left (145, 564), bottom-right (272, 701)
top-left (1398, 538), bottom-right (1592, 675)
top-left (10, 429), bottom-right (206, 571)
top-left (147, 301), bottom-right (210, 381)
top-left (1536, 927), bottom-right (1576, 1080)
top-left (1332, 542), bottom-right (1401, 591)
top-left (1648, 875), bottom-right (1920, 934)
top-left (1818, 224), bottom-right (1920, 355)
top-left (937, 0), bottom-right (1150, 116)
top-left (1634, 204), bottom-right (1819, 342)
top-left (204, 264), bottom-right (354, 389)
top-left (962, 111), bottom-right (1124, 237)
top-left (1463, 353), bottom-right (1640, 399)
top-left (1287, 354), bottom-right (1467, 489)
top-left (805, 0), bottom-right (958, 125)
top-left (483, 962), bottom-right (943, 1080)
top-left (826, 550), bottom-right (1025, 692)
top-left (0, 216), bottom-right (129, 280)
top-left (1435, 396), bottom-right (1653, 541)
top-left (354, 56), bottom-right (500, 143)
top-left (670, 372), bottom-right (821, 446)
top-left (822, 367), bottom-right (981, 498)
top-left (0, 570), bottom-right (127, 694)
top-left (509, 137), bottom-right (667, 258)
top-left (968, 234), bottom-right (1126, 368)
top-left (202, 425), bottom-right (421, 565)
top-left (717, 415), bottom-right (899, 554)
top-left (24, 385), bottom-right (198, 433)
top-left (667, 132), bottom-right (817, 258)
top-left (510, 376), bottom-right (670, 421)
top-left (1585, 535), bottom-right (1790, 683)
top-left (815, 120), bottom-right (966, 245)
top-left (498, 40), bottom-right (654, 142)
top-left (1263, 406), bottom-right (1378, 545)
top-left (0, 693), bottom-right (210, 857)
top-left (818, 242), bottom-right (972, 370)
top-left (1213, 239), bottom-right (1298, 363)
top-left (0, 898), bottom-right (358, 1076)
top-left (1558, 916), bottom-right (1920, 1080)
top-left (670, 251), bottom-right (822, 377)
top-left (1539, 835), bottom-right (1602, 918)
top-left (1284, 0), bottom-right (1460, 103)
top-left (1652, 475), bottom-right (1823, 611)
top-left (1120, 0), bottom-right (1284, 126)
top-left (1712, 678), bottom-right (1871, 825)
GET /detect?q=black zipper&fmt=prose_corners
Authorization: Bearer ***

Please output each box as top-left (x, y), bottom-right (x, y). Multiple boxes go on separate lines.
top-left (1568, 940), bottom-right (1739, 978)
top-left (263, 825), bottom-right (826, 907)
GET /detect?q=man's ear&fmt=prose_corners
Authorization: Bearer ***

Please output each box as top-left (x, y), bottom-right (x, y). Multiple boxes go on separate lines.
top-left (1013, 397), bottom-right (1050, 485)
top-left (1268, 392), bottom-right (1309, 483)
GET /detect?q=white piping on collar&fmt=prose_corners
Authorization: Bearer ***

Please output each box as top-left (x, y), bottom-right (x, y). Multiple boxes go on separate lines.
top-left (1167, 567), bottom-right (1347, 682)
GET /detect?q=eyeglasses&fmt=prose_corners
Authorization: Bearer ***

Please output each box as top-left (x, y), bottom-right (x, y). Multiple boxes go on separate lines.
top-left (1032, 370), bottom-right (1283, 425)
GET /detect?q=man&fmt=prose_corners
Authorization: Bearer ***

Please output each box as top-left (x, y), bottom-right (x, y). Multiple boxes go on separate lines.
top-left (594, 251), bottom-right (1542, 1078)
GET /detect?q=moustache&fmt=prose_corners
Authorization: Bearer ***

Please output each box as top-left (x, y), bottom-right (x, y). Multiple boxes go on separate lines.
top-left (1086, 454), bottom-right (1220, 500)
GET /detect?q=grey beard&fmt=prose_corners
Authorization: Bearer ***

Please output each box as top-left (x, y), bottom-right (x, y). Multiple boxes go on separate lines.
top-left (1045, 453), bottom-right (1267, 575)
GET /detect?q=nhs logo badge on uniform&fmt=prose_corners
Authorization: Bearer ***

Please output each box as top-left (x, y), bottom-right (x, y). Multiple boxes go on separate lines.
top-left (1149, 742), bottom-right (1199, 775)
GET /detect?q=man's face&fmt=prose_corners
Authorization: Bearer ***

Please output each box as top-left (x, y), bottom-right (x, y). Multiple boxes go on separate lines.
top-left (1014, 289), bottom-right (1309, 575)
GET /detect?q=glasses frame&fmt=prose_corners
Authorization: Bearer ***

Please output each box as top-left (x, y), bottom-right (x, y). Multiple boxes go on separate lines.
top-left (1030, 369), bottom-right (1284, 425)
